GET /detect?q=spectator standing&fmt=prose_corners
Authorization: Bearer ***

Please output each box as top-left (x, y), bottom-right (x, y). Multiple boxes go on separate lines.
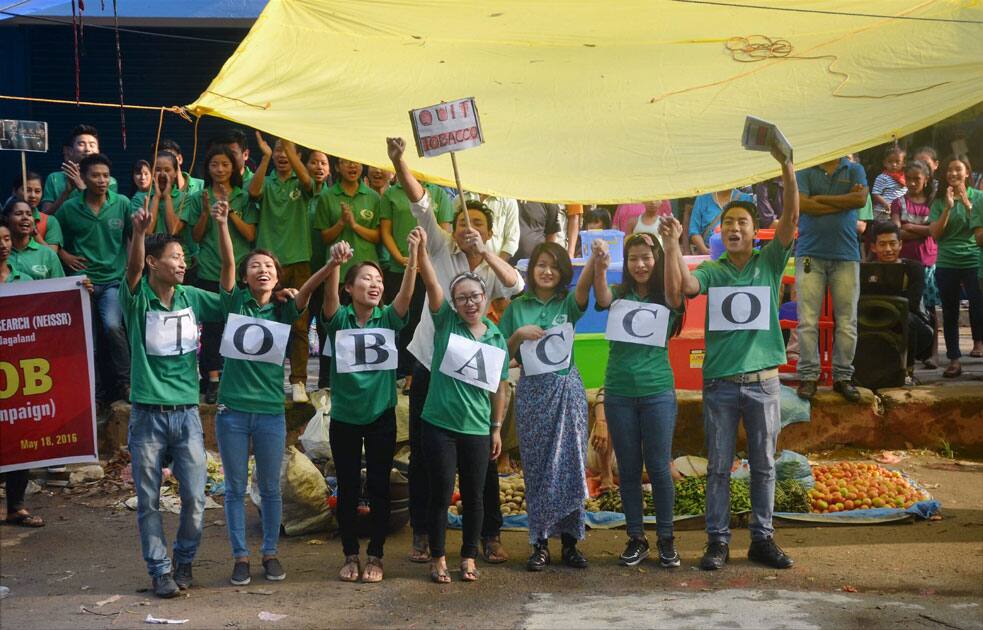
top-left (313, 157), bottom-right (381, 286)
top-left (464, 192), bottom-right (520, 260)
top-left (794, 157), bottom-right (868, 402)
top-left (366, 166), bottom-right (393, 197)
top-left (5, 200), bottom-right (64, 280)
top-left (42, 124), bottom-right (119, 214)
top-left (156, 139), bottom-right (205, 194)
top-left (511, 201), bottom-right (562, 264)
top-left (611, 203), bottom-right (644, 235)
top-left (248, 133), bottom-right (315, 403)
top-left (10, 172), bottom-right (62, 253)
top-left (304, 149), bottom-right (333, 388)
top-left (689, 190), bottom-right (754, 255)
top-left (913, 146), bottom-right (941, 199)
top-left (132, 160), bottom-right (153, 197)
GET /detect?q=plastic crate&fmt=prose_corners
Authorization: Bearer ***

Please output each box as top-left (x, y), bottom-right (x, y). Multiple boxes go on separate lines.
top-left (579, 229), bottom-right (625, 262)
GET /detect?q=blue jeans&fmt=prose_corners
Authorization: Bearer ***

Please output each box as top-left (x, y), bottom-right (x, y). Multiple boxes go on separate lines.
top-left (703, 377), bottom-right (780, 543)
top-left (216, 408), bottom-right (286, 559)
top-left (128, 405), bottom-right (207, 578)
top-left (604, 390), bottom-right (677, 539)
top-left (92, 281), bottom-right (130, 388)
top-left (795, 257), bottom-right (859, 382)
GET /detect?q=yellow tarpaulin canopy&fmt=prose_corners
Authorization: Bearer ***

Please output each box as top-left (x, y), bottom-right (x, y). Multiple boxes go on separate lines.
top-left (189, 0), bottom-right (983, 204)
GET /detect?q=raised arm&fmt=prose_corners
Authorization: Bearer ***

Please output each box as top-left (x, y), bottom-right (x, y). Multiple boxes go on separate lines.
top-left (282, 139), bottom-right (312, 193)
top-left (574, 251), bottom-right (595, 310)
top-left (126, 208), bottom-right (154, 292)
top-left (247, 131), bottom-right (272, 199)
top-left (930, 186), bottom-right (956, 240)
top-left (212, 198), bottom-right (236, 292)
top-left (387, 137), bottom-right (424, 203)
top-left (295, 248), bottom-right (342, 312)
top-left (392, 226), bottom-right (423, 318)
top-left (417, 230), bottom-right (443, 312)
top-left (662, 216), bottom-right (701, 298)
top-left (660, 217), bottom-right (684, 309)
top-left (773, 146), bottom-right (798, 248)
top-left (591, 240), bottom-right (614, 308)
top-left (321, 241), bottom-right (352, 320)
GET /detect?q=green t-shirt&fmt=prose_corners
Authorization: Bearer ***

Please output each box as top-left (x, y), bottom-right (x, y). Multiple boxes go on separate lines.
top-left (498, 291), bottom-right (584, 376)
top-left (4, 264), bottom-right (28, 283)
top-left (9, 239), bottom-right (64, 280)
top-left (217, 286), bottom-right (302, 415)
top-left (692, 237), bottom-right (792, 379)
top-left (254, 173), bottom-right (312, 266)
top-left (184, 173), bottom-right (205, 194)
top-left (130, 188), bottom-right (199, 263)
top-left (379, 182), bottom-right (454, 272)
top-left (179, 186), bottom-right (258, 282)
top-left (322, 303), bottom-right (407, 425)
top-left (55, 190), bottom-right (131, 284)
top-left (42, 171), bottom-right (119, 205)
top-left (313, 181), bottom-right (381, 278)
top-left (309, 183), bottom-right (330, 271)
top-left (122, 278), bottom-right (223, 405)
top-left (597, 288), bottom-right (680, 396)
top-left (35, 210), bottom-right (64, 248)
top-left (929, 188), bottom-right (982, 269)
top-left (858, 194), bottom-right (873, 222)
top-left (970, 201), bottom-right (983, 279)
top-left (422, 301), bottom-right (510, 436)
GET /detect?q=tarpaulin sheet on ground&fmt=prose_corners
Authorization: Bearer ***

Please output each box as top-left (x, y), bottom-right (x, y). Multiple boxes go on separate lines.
top-left (188, 0), bottom-right (983, 203)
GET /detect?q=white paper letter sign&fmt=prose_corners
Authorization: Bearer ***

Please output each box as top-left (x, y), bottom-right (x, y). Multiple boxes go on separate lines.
top-left (219, 313), bottom-right (290, 365)
top-left (438, 333), bottom-right (506, 393)
top-left (708, 286), bottom-right (771, 331)
top-left (605, 299), bottom-right (670, 348)
top-left (334, 328), bottom-right (398, 373)
top-left (519, 323), bottom-right (574, 376)
top-left (145, 307), bottom-right (198, 356)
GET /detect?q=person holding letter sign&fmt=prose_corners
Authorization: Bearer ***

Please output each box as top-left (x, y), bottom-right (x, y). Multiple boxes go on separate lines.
top-left (592, 233), bottom-right (684, 568)
top-left (664, 139), bottom-right (800, 571)
top-left (387, 137), bottom-right (523, 566)
top-left (122, 208), bottom-right (224, 598)
top-left (212, 200), bottom-right (327, 586)
top-left (322, 229), bottom-right (420, 583)
top-left (498, 242), bottom-right (592, 571)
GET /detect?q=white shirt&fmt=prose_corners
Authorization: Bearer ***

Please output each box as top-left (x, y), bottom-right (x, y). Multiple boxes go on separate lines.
top-left (408, 191), bottom-right (525, 369)
top-left (464, 192), bottom-right (520, 258)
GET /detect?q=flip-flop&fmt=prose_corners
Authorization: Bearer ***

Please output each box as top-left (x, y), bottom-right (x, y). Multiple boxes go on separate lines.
top-left (943, 364), bottom-right (962, 378)
top-left (5, 511), bottom-right (45, 527)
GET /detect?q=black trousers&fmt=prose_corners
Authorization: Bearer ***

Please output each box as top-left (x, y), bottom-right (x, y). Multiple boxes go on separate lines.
top-left (328, 409), bottom-right (397, 558)
top-left (383, 272), bottom-right (426, 378)
top-left (907, 311), bottom-right (934, 368)
top-left (408, 362), bottom-right (502, 538)
top-left (2, 470), bottom-right (30, 511)
top-left (422, 421), bottom-right (490, 559)
top-left (193, 277), bottom-right (224, 377)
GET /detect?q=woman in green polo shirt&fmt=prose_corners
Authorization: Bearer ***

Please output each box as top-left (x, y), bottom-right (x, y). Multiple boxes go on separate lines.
top-left (321, 230), bottom-right (420, 584)
top-left (211, 198), bottom-right (320, 587)
top-left (418, 251), bottom-right (510, 584)
top-left (498, 242), bottom-right (593, 571)
top-left (3, 200), bottom-right (64, 280)
top-left (929, 156), bottom-right (983, 378)
top-left (592, 232), bottom-right (683, 569)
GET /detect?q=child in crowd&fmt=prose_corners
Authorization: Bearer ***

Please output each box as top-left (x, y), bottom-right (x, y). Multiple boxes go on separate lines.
top-left (322, 229), bottom-right (420, 583)
top-left (871, 146), bottom-right (908, 223)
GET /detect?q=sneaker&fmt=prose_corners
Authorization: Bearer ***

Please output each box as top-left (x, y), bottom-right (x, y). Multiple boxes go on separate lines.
top-left (619, 537), bottom-right (649, 567)
top-left (173, 563), bottom-right (193, 590)
top-left (526, 541), bottom-right (550, 572)
top-left (796, 380), bottom-right (817, 400)
top-left (700, 541), bottom-right (729, 571)
top-left (748, 538), bottom-right (794, 569)
top-left (263, 557), bottom-right (286, 581)
top-left (204, 380), bottom-right (219, 405)
top-left (291, 382), bottom-right (310, 404)
top-left (657, 536), bottom-right (681, 568)
top-left (153, 573), bottom-right (180, 599)
top-left (230, 561), bottom-right (251, 586)
top-left (833, 380), bottom-right (861, 403)
top-left (561, 544), bottom-right (588, 569)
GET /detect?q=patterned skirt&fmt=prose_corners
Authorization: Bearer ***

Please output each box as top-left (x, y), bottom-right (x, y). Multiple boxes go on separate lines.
top-left (515, 366), bottom-right (589, 544)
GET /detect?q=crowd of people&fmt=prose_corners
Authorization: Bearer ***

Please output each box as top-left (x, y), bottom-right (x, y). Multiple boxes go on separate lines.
top-left (1, 121), bottom-right (981, 596)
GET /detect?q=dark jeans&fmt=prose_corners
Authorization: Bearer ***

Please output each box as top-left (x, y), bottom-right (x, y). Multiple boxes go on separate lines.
top-left (422, 421), bottom-right (490, 559)
top-left (193, 277), bottom-right (224, 377)
top-left (383, 272), bottom-right (426, 378)
top-left (309, 284), bottom-right (331, 389)
top-left (408, 362), bottom-right (502, 538)
top-left (91, 281), bottom-right (130, 397)
top-left (935, 266), bottom-right (983, 360)
top-left (2, 470), bottom-right (30, 511)
top-left (329, 409), bottom-right (397, 558)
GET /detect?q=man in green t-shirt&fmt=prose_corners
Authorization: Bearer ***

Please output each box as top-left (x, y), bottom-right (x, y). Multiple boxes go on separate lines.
top-left (41, 124), bottom-right (119, 214)
top-left (665, 144), bottom-right (799, 573)
top-left (249, 133), bottom-right (314, 403)
top-left (122, 206), bottom-right (222, 599)
top-left (55, 153), bottom-right (131, 402)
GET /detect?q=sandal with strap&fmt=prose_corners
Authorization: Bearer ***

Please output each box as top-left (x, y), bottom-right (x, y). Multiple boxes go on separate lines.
top-left (5, 510), bottom-right (45, 527)
top-left (943, 363), bottom-right (962, 378)
top-left (460, 559), bottom-right (479, 582)
top-left (408, 533), bottom-right (431, 563)
top-left (430, 562), bottom-right (451, 584)
top-left (362, 556), bottom-right (384, 583)
top-left (481, 536), bottom-right (508, 564)
top-left (338, 555), bottom-right (361, 582)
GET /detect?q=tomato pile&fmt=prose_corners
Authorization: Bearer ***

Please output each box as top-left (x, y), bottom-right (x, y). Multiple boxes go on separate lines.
top-left (808, 462), bottom-right (926, 513)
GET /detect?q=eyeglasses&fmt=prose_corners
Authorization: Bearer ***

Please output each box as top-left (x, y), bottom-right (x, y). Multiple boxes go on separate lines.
top-left (453, 292), bottom-right (485, 306)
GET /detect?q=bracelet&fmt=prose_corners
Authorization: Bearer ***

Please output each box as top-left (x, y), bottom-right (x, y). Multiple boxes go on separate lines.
top-left (491, 422), bottom-right (502, 428)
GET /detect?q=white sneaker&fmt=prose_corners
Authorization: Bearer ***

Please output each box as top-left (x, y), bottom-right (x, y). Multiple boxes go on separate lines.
top-left (291, 382), bottom-right (310, 403)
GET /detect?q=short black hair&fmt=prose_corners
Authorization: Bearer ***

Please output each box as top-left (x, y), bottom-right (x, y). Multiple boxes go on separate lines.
top-left (873, 221), bottom-right (902, 241)
top-left (154, 150), bottom-right (179, 172)
top-left (720, 199), bottom-right (759, 229)
top-left (132, 159), bottom-right (151, 175)
top-left (453, 199), bottom-right (494, 232)
top-left (156, 139), bottom-right (183, 158)
top-left (79, 153), bottom-right (112, 176)
top-left (12, 171), bottom-right (42, 191)
top-left (145, 233), bottom-right (182, 259)
top-left (68, 124), bottom-right (100, 145)
top-left (207, 129), bottom-right (248, 153)
top-left (585, 207), bottom-right (612, 229)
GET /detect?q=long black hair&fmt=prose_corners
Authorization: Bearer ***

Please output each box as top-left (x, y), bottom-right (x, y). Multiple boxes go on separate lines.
top-left (613, 232), bottom-right (683, 337)
top-left (204, 145), bottom-right (244, 191)
top-left (526, 242), bottom-right (572, 297)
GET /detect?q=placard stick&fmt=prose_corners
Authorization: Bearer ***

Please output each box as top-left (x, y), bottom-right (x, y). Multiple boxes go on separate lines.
top-left (21, 151), bottom-right (27, 197)
top-left (450, 150), bottom-right (471, 229)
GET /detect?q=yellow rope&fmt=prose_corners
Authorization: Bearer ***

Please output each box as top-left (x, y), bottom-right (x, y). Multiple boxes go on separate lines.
top-left (0, 94), bottom-right (191, 121)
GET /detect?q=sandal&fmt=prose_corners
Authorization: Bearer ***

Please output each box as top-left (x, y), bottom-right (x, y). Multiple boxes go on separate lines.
top-left (430, 561), bottom-right (451, 584)
top-left (923, 359), bottom-right (938, 370)
top-left (338, 555), bottom-right (361, 583)
top-left (408, 533), bottom-right (431, 563)
top-left (5, 510), bottom-right (45, 528)
top-left (481, 536), bottom-right (508, 564)
top-left (943, 363), bottom-right (962, 378)
top-left (362, 556), bottom-right (384, 583)
top-left (460, 559), bottom-right (479, 582)
top-left (970, 350), bottom-right (983, 358)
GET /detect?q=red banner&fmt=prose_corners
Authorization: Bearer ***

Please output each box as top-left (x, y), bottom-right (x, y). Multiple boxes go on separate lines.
top-left (0, 277), bottom-right (97, 473)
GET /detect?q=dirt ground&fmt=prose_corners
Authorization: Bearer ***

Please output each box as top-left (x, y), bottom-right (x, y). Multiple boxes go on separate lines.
top-left (1, 451), bottom-right (981, 629)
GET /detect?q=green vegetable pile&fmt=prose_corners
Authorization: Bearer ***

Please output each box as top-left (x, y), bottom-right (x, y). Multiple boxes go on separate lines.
top-left (774, 479), bottom-right (810, 513)
top-left (586, 477), bottom-right (809, 515)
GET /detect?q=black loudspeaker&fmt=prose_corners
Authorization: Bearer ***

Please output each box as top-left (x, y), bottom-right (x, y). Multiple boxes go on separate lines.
top-left (853, 295), bottom-right (909, 389)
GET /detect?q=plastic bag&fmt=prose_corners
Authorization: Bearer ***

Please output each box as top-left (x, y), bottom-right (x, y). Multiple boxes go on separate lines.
top-left (250, 446), bottom-right (336, 536)
top-left (299, 390), bottom-right (332, 461)
top-left (775, 450), bottom-right (815, 488)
